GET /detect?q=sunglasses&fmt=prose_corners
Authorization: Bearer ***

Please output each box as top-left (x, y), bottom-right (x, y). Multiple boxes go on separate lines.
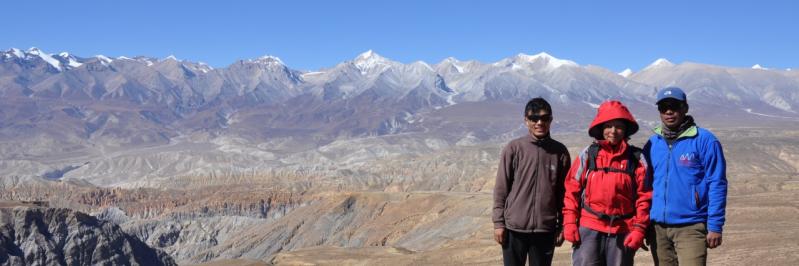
top-left (657, 101), bottom-right (685, 113)
top-left (526, 114), bottom-right (553, 123)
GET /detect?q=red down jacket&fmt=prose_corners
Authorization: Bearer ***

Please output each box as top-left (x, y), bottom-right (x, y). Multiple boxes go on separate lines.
top-left (562, 101), bottom-right (652, 234)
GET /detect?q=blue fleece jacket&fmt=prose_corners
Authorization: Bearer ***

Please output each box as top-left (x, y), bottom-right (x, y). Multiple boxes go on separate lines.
top-left (643, 125), bottom-right (728, 233)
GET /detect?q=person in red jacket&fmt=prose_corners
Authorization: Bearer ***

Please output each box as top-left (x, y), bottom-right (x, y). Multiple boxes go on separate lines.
top-left (562, 100), bottom-right (652, 266)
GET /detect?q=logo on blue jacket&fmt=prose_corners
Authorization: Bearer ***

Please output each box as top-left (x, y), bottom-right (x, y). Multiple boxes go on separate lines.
top-left (679, 152), bottom-right (700, 167)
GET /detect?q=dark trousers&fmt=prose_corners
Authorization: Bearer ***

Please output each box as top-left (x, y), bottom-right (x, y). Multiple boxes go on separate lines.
top-left (502, 229), bottom-right (555, 266)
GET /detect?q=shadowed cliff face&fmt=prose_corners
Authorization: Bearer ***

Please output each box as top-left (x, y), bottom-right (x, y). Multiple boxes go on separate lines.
top-left (0, 182), bottom-right (307, 264)
top-left (0, 207), bottom-right (176, 266)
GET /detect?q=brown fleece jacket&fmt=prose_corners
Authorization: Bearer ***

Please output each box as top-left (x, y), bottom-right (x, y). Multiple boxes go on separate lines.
top-left (493, 134), bottom-right (571, 233)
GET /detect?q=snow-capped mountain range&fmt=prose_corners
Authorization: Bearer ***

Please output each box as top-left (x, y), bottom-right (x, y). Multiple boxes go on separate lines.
top-left (3, 46), bottom-right (797, 136)
top-left (2, 47), bottom-right (798, 184)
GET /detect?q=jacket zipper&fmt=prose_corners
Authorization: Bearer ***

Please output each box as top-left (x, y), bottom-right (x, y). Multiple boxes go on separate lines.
top-left (664, 142), bottom-right (672, 223)
top-left (531, 145), bottom-right (540, 230)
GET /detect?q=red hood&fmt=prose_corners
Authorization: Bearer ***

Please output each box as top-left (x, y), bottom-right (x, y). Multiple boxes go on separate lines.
top-left (588, 100), bottom-right (639, 139)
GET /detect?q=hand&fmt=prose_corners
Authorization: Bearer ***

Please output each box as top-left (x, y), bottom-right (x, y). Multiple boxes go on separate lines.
top-left (555, 228), bottom-right (565, 247)
top-left (563, 224), bottom-right (580, 244)
top-left (494, 228), bottom-right (506, 245)
top-left (623, 230), bottom-right (645, 250)
top-left (707, 232), bottom-right (722, 248)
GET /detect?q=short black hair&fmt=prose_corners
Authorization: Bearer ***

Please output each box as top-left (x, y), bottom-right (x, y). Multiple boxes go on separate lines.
top-left (525, 97), bottom-right (552, 116)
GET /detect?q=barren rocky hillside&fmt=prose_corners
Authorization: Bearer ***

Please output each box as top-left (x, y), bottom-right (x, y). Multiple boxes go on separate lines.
top-left (1, 127), bottom-right (796, 265)
top-left (0, 206), bottom-right (176, 266)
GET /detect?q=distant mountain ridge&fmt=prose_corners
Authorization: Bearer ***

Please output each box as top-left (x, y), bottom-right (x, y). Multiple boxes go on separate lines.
top-left (3, 47), bottom-right (796, 119)
top-left (2, 47), bottom-right (798, 185)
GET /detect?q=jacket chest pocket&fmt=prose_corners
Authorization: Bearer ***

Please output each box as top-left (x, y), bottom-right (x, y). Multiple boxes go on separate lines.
top-left (615, 172), bottom-right (635, 194)
top-left (678, 151), bottom-right (701, 169)
top-left (677, 151), bottom-right (704, 184)
top-left (542, 157), bottom-right (560, 185)
top-left (690, 184), bottom-right (708, 210)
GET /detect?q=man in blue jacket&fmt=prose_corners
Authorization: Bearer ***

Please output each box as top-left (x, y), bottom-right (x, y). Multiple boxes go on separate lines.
top-left (644, 87), bottom-right (728, 266)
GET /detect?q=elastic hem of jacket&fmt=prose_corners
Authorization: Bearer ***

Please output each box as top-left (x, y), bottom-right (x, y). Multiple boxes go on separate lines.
top-left (503, 226), bottom-right (557, 234)
top-left (494, 222), bottom-right (505, 229)
top-left (652, 220), bottom-right (716, 232)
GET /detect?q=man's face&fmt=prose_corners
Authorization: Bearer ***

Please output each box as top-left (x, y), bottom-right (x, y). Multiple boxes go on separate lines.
top-left (657, 99), bottom-right (688, 129)
top-left (525, 110), bottom-right (553, 138)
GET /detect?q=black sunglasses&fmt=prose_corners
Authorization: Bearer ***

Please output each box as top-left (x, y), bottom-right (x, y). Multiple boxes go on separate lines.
top-left (526, 114), bottom-right (553, 123)
top-left (657, 101), bottom-right (685, 113)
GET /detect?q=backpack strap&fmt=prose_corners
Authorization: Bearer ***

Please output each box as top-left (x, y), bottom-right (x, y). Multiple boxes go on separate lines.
top-left (580, 143), bottom-right (642, 224)
top-left (626, 146), bottom-right (642, 179)
top-left (585, 143), bottom-right (600, 172)
top-left (626, 145), bottom-right (642, 203)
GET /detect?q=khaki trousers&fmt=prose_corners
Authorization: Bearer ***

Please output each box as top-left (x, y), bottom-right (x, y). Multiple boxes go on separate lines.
top-left (648, 222), bottom-right (708, 266)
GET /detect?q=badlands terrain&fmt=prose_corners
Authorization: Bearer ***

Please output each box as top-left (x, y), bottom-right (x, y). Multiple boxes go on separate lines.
top-left (2, 126), bottom-right (797, 265)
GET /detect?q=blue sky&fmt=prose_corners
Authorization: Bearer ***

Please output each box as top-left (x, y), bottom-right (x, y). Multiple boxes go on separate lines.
top-left (3, 0), bottom-right (797, 72)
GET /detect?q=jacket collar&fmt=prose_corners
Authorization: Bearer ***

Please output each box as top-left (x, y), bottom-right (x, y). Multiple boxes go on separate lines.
top-left (597, 139), bottom-right (627, 158)
top-left (654, 125), bottom-right (698, 139)
top-left (528, 133), bottom-right (551, 144)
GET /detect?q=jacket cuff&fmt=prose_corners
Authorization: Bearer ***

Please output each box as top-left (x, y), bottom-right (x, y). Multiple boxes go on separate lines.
top-left (631, 224), bottom-right (647, 233)
top-left (708, 223), bottom-right (723, 233)
top-left (494, 222), bottom-right (505, 229)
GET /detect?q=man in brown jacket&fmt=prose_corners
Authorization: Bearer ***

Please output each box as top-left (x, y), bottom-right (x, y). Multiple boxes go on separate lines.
top-left (493, 97), bottom-right (571, 266)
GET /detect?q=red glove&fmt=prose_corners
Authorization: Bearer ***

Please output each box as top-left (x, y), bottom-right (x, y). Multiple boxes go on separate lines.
top-left (563, 223), bottom-right (580, 244)
top-left (624, 230), bottom-right (645, 250)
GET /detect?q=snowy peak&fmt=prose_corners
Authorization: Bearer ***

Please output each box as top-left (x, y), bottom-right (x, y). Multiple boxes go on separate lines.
top-left (55, 52), bottom-right (83, 68)
top-left (443, 57), bottom-right (460, 63)
top-left (232, 55), bottom-right (286, 71)
top-left (179, 60), bottom-right (214, 73)
top-left (519, 52), bottom-right (578, 67)
top-left (353, 50), bottom-right (391, 65)
top-left (498, 52), bottom-right (579, 70)
top-left (517, 52), bottom-right (569, 63)
top-left (2, 48), bottom-right (87, 70)
top-left (25, 47), bottom-right (43, 54)
top-left (352, 50), bottom-right (392, 74)
top-left (195, 62), bottom-right (213, 73)
top-left (9, 48), bottom-right (25, 58)
top-left (96, 55), bottom-right (113, 65)
top-left (129, 56), bottom-right (156, 66)
top-left (411, 61), bottom-right (434, 72)
top-left (651, 58), bottom-right (673, 66)
top-left (752, 64), bottom-right (767, 70)
top-left (354, 50), bottom-right (386, 61)
top-left (618, 68), bottom-right (633, 78)
top-left (24, 47), bottom-right (63, 70)
top-left (644, 58), bottom-right (675, 70)
top-left (151, 56), bottom-right (215, 74)
top-left (438, 57), bottom-right (467, 73)
top-left (253, 55), bottom-right (284, 65)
